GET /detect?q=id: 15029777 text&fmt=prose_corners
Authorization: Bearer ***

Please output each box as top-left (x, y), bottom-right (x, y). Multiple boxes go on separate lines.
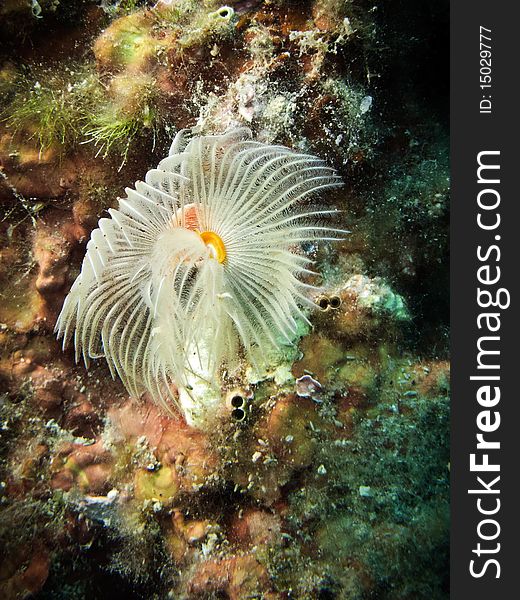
top-left (479, 26), bottom-right (492, 114)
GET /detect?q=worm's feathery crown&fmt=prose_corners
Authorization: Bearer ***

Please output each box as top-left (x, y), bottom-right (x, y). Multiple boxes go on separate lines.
top-left (56, 128), bottom-right (344, 421)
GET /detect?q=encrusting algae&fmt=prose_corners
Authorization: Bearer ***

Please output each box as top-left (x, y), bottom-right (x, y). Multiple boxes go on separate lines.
top-left (0, 1), bottom-right (449, 599)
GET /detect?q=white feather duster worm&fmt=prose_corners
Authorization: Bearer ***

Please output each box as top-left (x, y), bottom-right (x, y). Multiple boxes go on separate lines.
top-left (56, 128), bottom-right (343, 427)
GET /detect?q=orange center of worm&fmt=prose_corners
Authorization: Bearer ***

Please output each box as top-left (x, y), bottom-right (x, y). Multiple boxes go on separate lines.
top-left (199, 230), bottom-right (227, 263)
top-left (179, 205), bottom-right (227, 264)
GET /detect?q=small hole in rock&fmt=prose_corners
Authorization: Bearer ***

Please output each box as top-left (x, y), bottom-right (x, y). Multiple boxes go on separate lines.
top-left (318, 297), bottom-right (329, 310)
top-left (231, 407), bottom-right (245, 421)
top-left (231, 395), bottom-right (244, 408)
top-left (329, 296), bottom-right (341, 309)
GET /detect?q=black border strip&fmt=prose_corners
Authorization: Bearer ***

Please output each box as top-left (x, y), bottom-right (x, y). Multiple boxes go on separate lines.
top-left (451, 1), bottom-right (519, 596)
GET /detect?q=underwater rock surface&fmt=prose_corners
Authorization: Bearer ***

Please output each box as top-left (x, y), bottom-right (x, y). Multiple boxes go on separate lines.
top-left (0, 1), bottom-right (449, 599)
